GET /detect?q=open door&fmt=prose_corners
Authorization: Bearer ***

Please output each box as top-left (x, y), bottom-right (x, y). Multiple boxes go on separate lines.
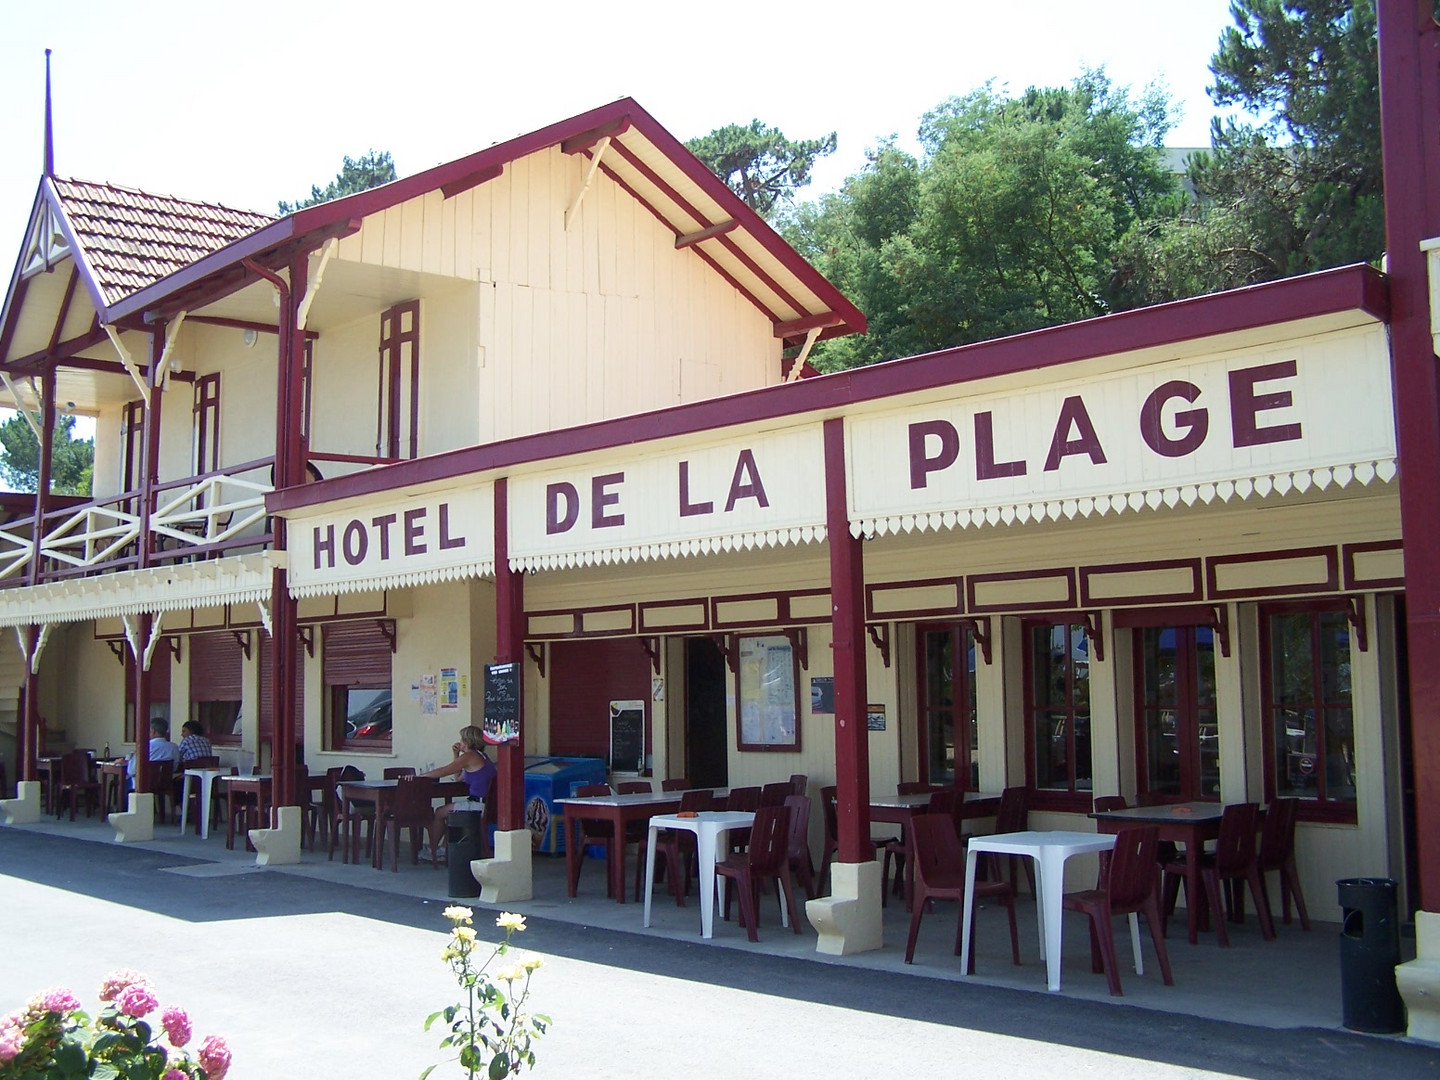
top-left (685, 638), bottom-right (728, 790)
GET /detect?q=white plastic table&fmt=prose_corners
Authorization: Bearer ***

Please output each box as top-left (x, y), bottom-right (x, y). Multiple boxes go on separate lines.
top-left (642, 811), bottom-right (756, 938)
top-left (178, 768), bottom-right (229, 839)
top-left (962, 830), bottom-right (1117, 992)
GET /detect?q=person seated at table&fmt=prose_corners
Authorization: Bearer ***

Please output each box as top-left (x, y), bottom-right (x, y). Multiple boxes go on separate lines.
top-left (177, 719), bottom-right (214, 763)
top-left (422, 725), bottom-right (496, 860)
top-left (125, 719), bottom-right (180, 789)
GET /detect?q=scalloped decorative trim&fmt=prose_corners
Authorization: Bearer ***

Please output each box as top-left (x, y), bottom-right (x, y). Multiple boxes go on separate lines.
top-left (288, 560), bottom-right (495, 598)
top-left (850, 459), bottom-right (1397, 538)
top-left (513, 524), bottom-right (826, 572)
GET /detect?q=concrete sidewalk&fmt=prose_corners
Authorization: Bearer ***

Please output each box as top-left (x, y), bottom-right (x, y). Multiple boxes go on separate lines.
top-left (2, 826), bottom-right (1436, 1079)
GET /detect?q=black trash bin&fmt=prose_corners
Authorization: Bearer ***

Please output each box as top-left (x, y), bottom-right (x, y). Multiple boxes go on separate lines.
top-left (447, 809), bottom-right (485, 898)
top-left (1337, 877), bottom-right (1406, 1033)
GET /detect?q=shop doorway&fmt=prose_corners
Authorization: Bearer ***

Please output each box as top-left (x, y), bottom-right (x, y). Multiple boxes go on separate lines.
top-left (1134, 625), bottom-right (1219, 803)
top-left (685, 638), bottom-right (728, 790)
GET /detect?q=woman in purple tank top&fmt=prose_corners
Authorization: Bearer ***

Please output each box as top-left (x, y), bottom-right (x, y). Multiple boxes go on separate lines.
top-left (423, 725), bottom-right (496, 857)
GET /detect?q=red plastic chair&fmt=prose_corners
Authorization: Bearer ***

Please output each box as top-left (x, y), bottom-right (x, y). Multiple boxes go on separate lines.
top-left (884, 787), bottom-right (961, 907)
top-left (904, 813), bottom-right (1020, 969)
top-left (723, 786), bottom-right (762, 856)
top-left (717, 804), bottom-right (801, 942)
top-left (818, 785), bottom-right (887, 894)
top-left (641, 787), bottom-right (715, 903)
top-left (1063, 825), bottom-right (1174, 995)
top-left (784, 794), bottom-right (818, 898)
top-left (326, 765), bottom-right (367, 862)
top-left (788, 773), bottom-right (808, 796)
top-left (1258, 798), bottom-right (1310, 930)
top-left (1162, 802), bottom-right (1275, 945)
top-left (759, 781), bottom-right (792, 807)
top-left (54, 749), bottom-right (101, 821)
top-left (1092, 795), bottom-right (1128, 886)
top-left (378, 774), bottom-right (437, 871)
top-left (660, 778), bottom-right (690, 792)
top-left (985, 786), bottom-right (1036, 895)
top-left (383, 766), bottom-right (416, 780)
top-left (573, 783), bottom-right (617, 897)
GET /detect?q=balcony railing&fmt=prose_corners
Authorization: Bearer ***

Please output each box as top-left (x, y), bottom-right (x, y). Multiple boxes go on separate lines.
top-left (0, 457), bottom-right (278, 586)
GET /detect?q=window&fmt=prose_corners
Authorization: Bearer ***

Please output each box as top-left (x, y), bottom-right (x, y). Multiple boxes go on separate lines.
top-left (121, 399), bottom-right (144, 495)
top-left (323, 621), bottom-right (394, 751)
top-left (192, 373), bottom-right (220, 476)
top-left (1260, 601), bottom-right (1356, 821)
top-left (1133, 625), bottom-right (1218, 802)
top-left (1025, 621), bottom-right (1092, 805)
top-left (917, 624), bottom-right (978, 788)
top-left (378, 300), bottom-right (419, 460)
top-left (258, 632), bottom-right (304, 749)
top-left (189, 631), bottom-right (243, 745)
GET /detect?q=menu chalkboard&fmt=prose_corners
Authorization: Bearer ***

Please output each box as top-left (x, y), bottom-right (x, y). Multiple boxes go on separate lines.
top-left (483, 662), bottom-right (520, 744)
top-left (608, 699), bottom-right (645, 773)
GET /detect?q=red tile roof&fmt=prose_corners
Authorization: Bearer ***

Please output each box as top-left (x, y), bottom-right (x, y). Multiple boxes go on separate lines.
top-left (50, 178), bottom-right (273, 307)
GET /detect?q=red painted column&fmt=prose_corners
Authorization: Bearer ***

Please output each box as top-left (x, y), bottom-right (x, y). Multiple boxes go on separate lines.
top-left (269, 255), bottom-right (307, 809)
top-left (20, 628), bottom-right (38, 783)
top-left (134, 613), bottom-right (152, 794)
top-left (20, 368), bottom-right (56, 782)
top-left (493, 478), bottom-right (525, 833)
top-left (1379, 0), bottom-right (1440, 910)
top-left (824, 418), bottom-right (871, 863)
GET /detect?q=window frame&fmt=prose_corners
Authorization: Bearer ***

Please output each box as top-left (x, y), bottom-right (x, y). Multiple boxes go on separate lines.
top-left (192, 372), bottom-right (221, 479)
top-left (188, 630), bottom-right (243, 747)
top-left (915, 622), bottom-right (979, 789)
top-left (1258, 598), bottom-right (1358, 824)
top-left (322, 620), bottom-right (395, 753)
top-left (1022, 617), bottom-right (1094, 812)
top-left (378, 300), bottom-right (420, 461)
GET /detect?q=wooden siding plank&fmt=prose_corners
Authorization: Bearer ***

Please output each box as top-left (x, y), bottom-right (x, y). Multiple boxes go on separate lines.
top-left (439, 195), bottom-right (456, 278)
top-left (382, 205), bottom-right (404, 268)
top-left (399, 198), bottom-right (424, 270)
top-left (454, 189), bottom-right (474, 280)
top-left (509, 155), bottom-right (529, 286)
top-left (360, 212), bottom-right (384, 265)
top-left (422, 190), bottom-right (444, 276)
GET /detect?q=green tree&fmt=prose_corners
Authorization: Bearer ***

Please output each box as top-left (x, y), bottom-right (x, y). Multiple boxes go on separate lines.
top-left (786, 71), bottom-right (1177, 369)
top-left (0, 413), bottom-right (93, 495)
top-left (686, 120), bottom-right (837, 219)
top-left (1116, 1), bottom-right (1384, 304)
top-left (278, 150), bottom-right (397, 214)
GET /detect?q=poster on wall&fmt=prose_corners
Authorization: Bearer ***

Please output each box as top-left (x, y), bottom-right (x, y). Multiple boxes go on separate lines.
top-left (810, 677), bottom-right (834, 715)
top-left (440, 667), bottom-right (459, 710)
top-left (483, 662), bottom-right (520, 744)
top-left (737, 635), bottom-right (801, 751)
top-left (419, 673), bottom-right (437, 716)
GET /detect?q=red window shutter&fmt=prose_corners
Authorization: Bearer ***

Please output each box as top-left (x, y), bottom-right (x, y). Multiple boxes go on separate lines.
top-left (322, 621), bottom-right (393, 687)
top-left (258, 633), bottom-right (304, 742)
top-left (189, 632), bottom-right (242, 701)
top-left (548, 640), bottom-right (651, 760)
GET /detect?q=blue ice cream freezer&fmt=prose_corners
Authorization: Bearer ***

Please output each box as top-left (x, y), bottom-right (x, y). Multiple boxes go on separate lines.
top-left (523, 755), bottom-right (607, 854)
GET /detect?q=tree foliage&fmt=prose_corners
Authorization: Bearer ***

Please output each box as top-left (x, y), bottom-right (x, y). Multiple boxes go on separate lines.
top-left (784, 71), bottom-right (1178, 369)
top-left (686, 120), bottom-right (837, 219)
top-left (278, 150), bottom-right (397, 214)
top-left (0, 413), bottom-right (93, 495)
top-left (1116, 0), bottom-right (1383, 304)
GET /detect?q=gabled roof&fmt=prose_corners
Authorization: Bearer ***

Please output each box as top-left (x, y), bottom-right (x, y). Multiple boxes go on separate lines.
top-left (48, 178), bottom-right (273, 308)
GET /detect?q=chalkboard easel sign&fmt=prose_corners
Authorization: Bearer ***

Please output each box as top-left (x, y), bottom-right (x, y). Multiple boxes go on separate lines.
top-left (483, 662), bottom-right (520, 745)
top-left (609, 699), bottom-right (645, 773)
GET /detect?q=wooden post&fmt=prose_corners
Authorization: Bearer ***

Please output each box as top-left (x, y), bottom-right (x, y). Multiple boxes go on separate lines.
top-left (20, 627), bottom-right (38, 783)
top-left (1379, 0), bottom-right (1440, 910)
top-left (134, 613), bottom-right (152, 794)
top-left (824, 419), bottom-right (870, 863)
top-left (493, 478), bottom-right (525, 833)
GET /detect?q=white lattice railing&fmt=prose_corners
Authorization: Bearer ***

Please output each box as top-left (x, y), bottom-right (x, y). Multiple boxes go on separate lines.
top-left (150, 467), bottom-right (272, 553)
top-left (39, 498), bottom-right (141, 571)
top-left (0, 523), bottom-right (33, 580)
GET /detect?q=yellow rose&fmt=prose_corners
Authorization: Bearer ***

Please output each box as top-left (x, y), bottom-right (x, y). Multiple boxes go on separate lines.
top-left (452, 926), bottom-right (477, 944)
top-left (496, 912), bottom-right (526, 932)
top-left (521, 957), bottom-right (544, 972)
top-left (443, 906), bottom-right (474, 923)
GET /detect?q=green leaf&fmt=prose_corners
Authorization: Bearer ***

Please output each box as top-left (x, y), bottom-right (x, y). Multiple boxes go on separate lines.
top-left (418, 1066), bottom-right (438, 1080)
top-left (488, 1052), bottom-right (511, 1079)
top-left (91, 1063), bottom-right (122, 1080)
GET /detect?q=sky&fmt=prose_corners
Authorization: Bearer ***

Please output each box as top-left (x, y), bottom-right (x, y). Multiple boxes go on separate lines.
top-left (0, 0), bottom-right (1246, 264)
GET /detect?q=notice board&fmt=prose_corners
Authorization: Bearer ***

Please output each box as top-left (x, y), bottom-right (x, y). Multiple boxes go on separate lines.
top-left (609, 699), bottom-right (645, 773)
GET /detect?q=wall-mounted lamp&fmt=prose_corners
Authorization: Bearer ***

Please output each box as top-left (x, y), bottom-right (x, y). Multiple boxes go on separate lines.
top-left (243, 329), bottom-right (258, 348)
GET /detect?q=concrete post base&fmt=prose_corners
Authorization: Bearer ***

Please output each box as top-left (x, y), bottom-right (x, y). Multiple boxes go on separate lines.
top-left (1398, 909), bottom-right (1439, 1042)
top-left (249, 805), bottom-right (302, 866)
top-left (807, 859), bottom-right (883, 955)
top-left (110, 793), bottom-right (155, 843)
top-left (1, 780), bottom-right (42, 825)
top-left (472, 829), bottom-right (533, 903)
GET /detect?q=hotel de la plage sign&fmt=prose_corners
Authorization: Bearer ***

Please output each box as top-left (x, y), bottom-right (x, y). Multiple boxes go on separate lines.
top-left (289, 328), bottom-right (1395, 586)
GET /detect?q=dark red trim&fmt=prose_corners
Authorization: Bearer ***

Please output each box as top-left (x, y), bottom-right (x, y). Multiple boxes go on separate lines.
top-left (0, 272), bottom-right (28, 364)
top-left (1111, 604), bottom-right (1226, 629)
top-left (775, 312), bottom-right (844, 338)
top-left (1079, 557), bottom-right (1204, 607)
top-left (5, 320), bottom-right (108, 371)
top-left (525, 603), bottom-right (637, 640)
top-left (592, 157), bottom-right (779, 327)
top-left (494, 478), bottom-right (526, 833)
top-left (0, 187), bottom-right (45, 360)
top-left (967, 567), bottom-right (1077, 614)
top-left (1342, 539), bottom-right (1405, 590)
top-left (440, 164), bottom-right (504, 200)
top-left (45, 264), bottom-right (79, 355)
top-left (269, 264), bottom-right (1387, 516)
top-left (559, 116), bottom-right (633, 154)
top-left (1205, 546), bottom-right (1340, 600)
top-left (710, 588), bottom-right (832, 630)
top-left (636, 597), bottom-right (711, 633)
top-left (186, 314), bottom-right (319, 340)
top-left (38, 180), bottom-right (114, 316)
top-left (864, 577), bottom-right (964, 620)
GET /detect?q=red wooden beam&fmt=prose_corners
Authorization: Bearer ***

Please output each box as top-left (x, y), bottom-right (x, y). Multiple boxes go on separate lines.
top-left (441, 164), bottom-right (504, 200)
top-left (0, 274), bottom-right (30, 365)
top-left (4, 317), bottom-right (106, 371)
top-left (774, 312), bottom-right (843, 339)
top-left (560, 115), bottom-right (632, 155)
top-left (45, 264), bottom-right (79, 356)
top-left (494, 478), bottom-right (525, 834)
top-left (675, 220), bottom-right (738, 250)
top-left (186, 314), bottom-right (319, 340)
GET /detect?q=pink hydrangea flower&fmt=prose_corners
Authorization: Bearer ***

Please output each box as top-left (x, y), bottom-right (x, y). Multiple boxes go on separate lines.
top-left (0, 1014), bottom-right (23, 1063)
top-left (98, 969), bottom-right (151, 1003)
top-left (161, 1005), bottom-right (192, 1048)
top-left (116, 983), bottom-right (159, 1019)
top-left (162, 1070), bottom-right (187, 1080)
top-left (197, 1034), bottom-right (232, 1080)
top-left (39, 988), bottom-right (81, 1015)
